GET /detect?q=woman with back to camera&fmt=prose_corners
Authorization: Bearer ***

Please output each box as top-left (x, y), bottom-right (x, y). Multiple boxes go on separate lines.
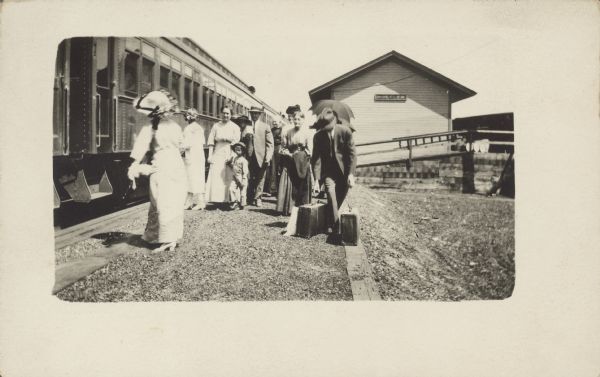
top-left (182, 108), bottom-right (206, 210)
top-left (276, 107), bottom-right (315, 231)
top-left (128, 90), bottom-right (187, 252)
top-left (204, 105), bottom-right (241, 208)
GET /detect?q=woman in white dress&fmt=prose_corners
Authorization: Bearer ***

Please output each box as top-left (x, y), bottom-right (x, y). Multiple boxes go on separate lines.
top-left (182, 108), bottom-right (206, 210)
top-left (128, 90), bottom-right (187, 252)
top-left (204, 106), bottom-right (241, 206)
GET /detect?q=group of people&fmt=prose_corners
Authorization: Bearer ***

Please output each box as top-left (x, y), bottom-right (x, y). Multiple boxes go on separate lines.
top-left (128, 90), bottom-right (356, 252)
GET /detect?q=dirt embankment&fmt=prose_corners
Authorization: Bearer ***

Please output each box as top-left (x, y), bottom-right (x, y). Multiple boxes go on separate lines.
top-left (353, 185), bottom-right (514, 300)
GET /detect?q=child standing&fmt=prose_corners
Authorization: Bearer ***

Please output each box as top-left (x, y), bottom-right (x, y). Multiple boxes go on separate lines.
top-left (226, 142), bottom-right (249, 210)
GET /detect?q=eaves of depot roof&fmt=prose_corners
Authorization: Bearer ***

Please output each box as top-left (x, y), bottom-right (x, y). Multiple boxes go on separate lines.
top-left (309, 50), bottom-right (477, 103)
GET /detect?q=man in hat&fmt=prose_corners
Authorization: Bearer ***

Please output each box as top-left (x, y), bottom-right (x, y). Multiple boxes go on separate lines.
top-left (247, 107), bottom-right (274, 207)
top-left (311, 107), bottom-right (356, 240)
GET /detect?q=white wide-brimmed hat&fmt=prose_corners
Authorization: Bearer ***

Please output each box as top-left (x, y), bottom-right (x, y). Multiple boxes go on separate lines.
top-left (134, 90), bottom-right (177, 117)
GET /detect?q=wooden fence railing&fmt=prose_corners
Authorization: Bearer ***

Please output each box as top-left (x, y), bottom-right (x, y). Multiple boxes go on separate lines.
top-left (355, 129), bottom-right (513, 168)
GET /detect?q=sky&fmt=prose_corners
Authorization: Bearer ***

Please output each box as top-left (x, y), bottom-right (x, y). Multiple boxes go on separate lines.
top-left (183, 1), bottom-right (521, 123)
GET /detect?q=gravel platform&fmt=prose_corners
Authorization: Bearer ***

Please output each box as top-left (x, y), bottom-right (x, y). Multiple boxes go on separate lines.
top-left (352, 185), bottom-right (515, 301)
top-left (56, 196), bottom-right (352, 302)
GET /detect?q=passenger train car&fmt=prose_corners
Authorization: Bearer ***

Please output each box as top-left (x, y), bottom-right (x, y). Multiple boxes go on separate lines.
top-left (53, 37), bottom-right (279, 211)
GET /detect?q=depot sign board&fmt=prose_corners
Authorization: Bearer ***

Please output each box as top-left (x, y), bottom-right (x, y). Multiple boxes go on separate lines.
top-left (374, 94), bottom-right (407, 102)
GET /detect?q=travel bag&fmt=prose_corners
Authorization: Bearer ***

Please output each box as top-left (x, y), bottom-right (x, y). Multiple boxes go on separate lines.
top-left (340, 190), bottom-right (360, 246)
top-left (296, 201), bottom-right (327, 238)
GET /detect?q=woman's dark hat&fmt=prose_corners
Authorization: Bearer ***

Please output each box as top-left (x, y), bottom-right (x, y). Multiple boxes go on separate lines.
top-left (231, 114), bottom-right (252, 126)
top-left (285, 104), bottom-right (301, 115)
top-left (231, 142), bottom-right (246, 152)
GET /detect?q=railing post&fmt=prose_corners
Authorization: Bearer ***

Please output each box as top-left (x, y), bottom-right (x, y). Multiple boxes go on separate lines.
top-left (406, 139), bottom-right (413, 170)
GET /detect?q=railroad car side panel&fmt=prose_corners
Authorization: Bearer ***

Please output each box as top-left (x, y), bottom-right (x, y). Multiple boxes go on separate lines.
top-left (68, 37), bottom-right (93, 154)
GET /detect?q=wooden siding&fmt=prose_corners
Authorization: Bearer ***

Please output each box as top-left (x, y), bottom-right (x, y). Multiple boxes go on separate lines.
top-left (332, 60), bottom-right (450, 144)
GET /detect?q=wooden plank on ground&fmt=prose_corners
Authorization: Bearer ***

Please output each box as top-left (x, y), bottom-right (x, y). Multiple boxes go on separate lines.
top-left (53, 257), bottom-right (108, 294)
top-left (344, 242), bottom-right (381, 301)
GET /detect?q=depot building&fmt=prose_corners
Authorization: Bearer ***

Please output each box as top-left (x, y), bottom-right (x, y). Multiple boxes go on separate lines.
top-left (308, 50), bottom-right (476, 144)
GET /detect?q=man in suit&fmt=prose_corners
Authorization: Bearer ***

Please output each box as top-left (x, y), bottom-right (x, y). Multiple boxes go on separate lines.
top-left (247, 108), bottom-right (274, 207)
top-left (311, 107), bottom-right (357, 237)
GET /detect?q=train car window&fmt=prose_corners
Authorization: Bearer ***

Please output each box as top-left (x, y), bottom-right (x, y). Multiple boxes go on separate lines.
top-left (124, 51), bottom-right (139, 95)
top-left (184, 65), bottom-right (193, 78)
top-left (142, 42), bottom-right (154, 58)
top-left (96, 38), bottom-right (112, 151)
top-left (160, 66), bottom-right (169, 91)
top-left (141, 58), bottom-right (154, 94)
top-left (171, 71), bottom-right (181, 100)
top-left (184, 77), bottom-right (192, 108)
top-left (95, 38), bottom-right (110, 88)
top-left (193, 82), bottom-right (200, 110)
top-left (208, 89), bottom-right (214, 116)
top-left (203, 86), bottom-right (210, 115)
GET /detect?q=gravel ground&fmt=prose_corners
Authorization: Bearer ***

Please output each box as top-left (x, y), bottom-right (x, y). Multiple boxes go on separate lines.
top-left (56, 196), bottom-right (352, 302)
top-left (353, 185), bottom-right (514, 300)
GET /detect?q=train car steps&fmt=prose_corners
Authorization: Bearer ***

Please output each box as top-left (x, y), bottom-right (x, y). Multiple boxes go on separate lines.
top-left (53, 183), bottom-right (61, 209)
top-left (58, 170), bottom-right (113, 203)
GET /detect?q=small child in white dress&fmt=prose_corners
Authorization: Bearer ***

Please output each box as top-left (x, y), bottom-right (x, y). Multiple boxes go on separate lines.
top-left (226, 142), bottom-right (249, 210)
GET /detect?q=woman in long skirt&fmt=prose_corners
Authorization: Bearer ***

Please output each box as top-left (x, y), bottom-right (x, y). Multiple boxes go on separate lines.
top-left (276, 108), bottom-right (314, 216)
top-left (128, 90), bottom-right (187, 252)
top-left (204, 106), bottom-right (241, 206)
top-left (182, 108), bottom-right (206, 210)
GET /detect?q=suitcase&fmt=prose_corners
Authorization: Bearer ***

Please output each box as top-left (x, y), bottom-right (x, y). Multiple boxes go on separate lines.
top-left (340, 207), bottom-right (360, 246)
top-left (296, 202), bottom-right (327, 238)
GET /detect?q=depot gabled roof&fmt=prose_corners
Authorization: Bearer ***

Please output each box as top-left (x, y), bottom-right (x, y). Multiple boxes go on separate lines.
top-left (309, 50), bottom-right (476, 103)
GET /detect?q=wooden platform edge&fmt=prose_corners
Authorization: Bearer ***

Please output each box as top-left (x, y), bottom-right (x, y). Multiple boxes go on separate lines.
top-left (344, 241), bottom-right (381, 301)
top-left (53, 233), bottom-right (146, 295)
top-left (55, 203), bottom-right (150, 250)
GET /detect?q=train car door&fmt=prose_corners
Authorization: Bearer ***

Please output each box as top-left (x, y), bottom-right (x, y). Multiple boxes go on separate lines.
top-left (93, 37), bottom-right (114, 153)
top-left (53, 39), bottom-right (70, 156)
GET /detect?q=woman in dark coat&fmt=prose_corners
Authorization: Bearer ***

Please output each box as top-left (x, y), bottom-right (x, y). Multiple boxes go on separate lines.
top-left (276, 108), bottom-right (314, 217)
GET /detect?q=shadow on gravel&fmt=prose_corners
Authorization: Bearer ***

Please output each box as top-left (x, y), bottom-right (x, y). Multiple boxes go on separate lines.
top-left (204, 204), bottom-right (229, 211)
top-left (265, 221), bottom-right (288, 228)
top-left (247, 208), bottom-right (280, 217)
top-left (325, 233), bottom-right (343, 246)
top-left (92, 232), bottom-right (150, 249)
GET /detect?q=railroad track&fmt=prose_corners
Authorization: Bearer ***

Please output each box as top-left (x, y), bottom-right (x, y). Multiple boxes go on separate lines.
top-left (55, 202), bottom-right (150, 250)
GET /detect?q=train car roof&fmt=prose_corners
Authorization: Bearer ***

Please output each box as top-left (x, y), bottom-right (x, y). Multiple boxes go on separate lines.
top-left (164, 37), bottom-right (278, 114)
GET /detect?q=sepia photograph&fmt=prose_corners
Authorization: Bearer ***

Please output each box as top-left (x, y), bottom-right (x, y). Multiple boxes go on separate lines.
top-left (1, 1), bottom-right (599, 376)
top-left (52, 36), bottom-right (515, 302)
